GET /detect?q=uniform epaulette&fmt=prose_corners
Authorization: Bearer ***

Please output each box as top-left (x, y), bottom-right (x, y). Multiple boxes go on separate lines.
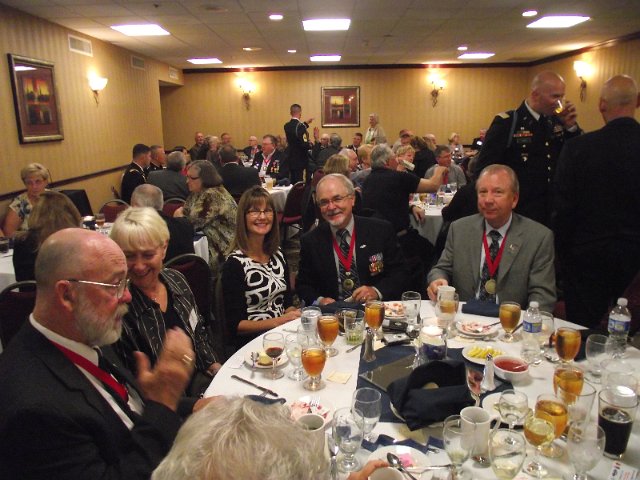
top-left (128, 169), bottom-right (142, 174)
top-left (497, 111), bottom-right (511, 119)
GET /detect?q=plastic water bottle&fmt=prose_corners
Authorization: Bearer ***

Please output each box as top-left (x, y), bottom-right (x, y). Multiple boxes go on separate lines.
top-left (608, 298), bottom-right (631, 358)
top-left (521, 301), bottom-right (542, 365)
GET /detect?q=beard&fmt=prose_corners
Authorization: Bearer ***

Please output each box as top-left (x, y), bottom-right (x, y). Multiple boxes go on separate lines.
top-left (75, 295), bottom-right (128, 347)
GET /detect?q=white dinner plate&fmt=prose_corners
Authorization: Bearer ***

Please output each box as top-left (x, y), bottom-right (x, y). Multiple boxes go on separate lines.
top-left (244, 350), bottom-right (289, 369)
top-left (461, 344), bottom-right (505, 365)
top-left (289, 395), bottom-right (334, 427)
top-left (481, 392), bottom-right (531, 426)
top-left (368, 445), bottom-right (430, 470)
top-left (384, 301), bottom-right (405, 319)
top-left (456, 320), bottom-right (499, 338)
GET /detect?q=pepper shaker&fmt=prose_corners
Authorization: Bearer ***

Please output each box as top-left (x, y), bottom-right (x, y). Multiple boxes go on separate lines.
top-left (363, 327), bottom-right (377, 362)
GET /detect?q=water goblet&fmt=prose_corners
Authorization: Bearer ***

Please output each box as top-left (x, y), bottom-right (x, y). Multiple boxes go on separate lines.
top-left (498, 389), bottom-right (529, 430)
top-left (406, 322), bottom-right (422, 369)
top-left (443, 415), bottom-right (472, 480)
top-left (489, 429), bottom-right (527, 479)
top-left (555, 327), bottom-right (581, 363)
top-left (332, 407), bottom-right (364, 473)
top-left (285, 334), bottom-right (307, 381)
top-left (535, 394), bottom-right (568, 458)
top-left (585, 334), bottom-right (613, 383)
top-left (351, 387), bottom-right (381, 441)
top-left (466, 366), bottom-right (484, 407)
top-left (567, 422), bottom-right (606, 480)
top-left (553, 364), bottom-right (584, 397)
top-left (401, 291), bottom-right (421, 325)
top-left (317, 314), bottom-right (340, 357)
top-left (499, 301), bottom-right (521, 342)
top-left (364, 300), bottom-right (384, 340)
top-left (523, 414), bottom-right (555, 478)
top-left (262, 332), bottom-right (285, 380)
top-left (301, 340), bottom-right (327, 391)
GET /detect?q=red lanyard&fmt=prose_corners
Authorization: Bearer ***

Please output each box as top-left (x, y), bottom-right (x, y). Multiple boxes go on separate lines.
top-left (50, 341), bottom-right (129, 402)
top-left (482, 230), bottom-right (507, 278)
top-left (332, 228), bottom-right (357, 272)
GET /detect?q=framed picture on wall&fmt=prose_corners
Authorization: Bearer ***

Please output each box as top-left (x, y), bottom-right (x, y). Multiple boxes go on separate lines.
top-left (7, 53), bottom-right (64, 144)
top-left (321, 86), bottom-right (360, 127)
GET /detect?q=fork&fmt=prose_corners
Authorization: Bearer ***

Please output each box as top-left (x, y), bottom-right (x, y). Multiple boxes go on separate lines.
top-left (307, 396), bottom-right (320, 413)
top-left (326, 434), bottom-right (339, 480)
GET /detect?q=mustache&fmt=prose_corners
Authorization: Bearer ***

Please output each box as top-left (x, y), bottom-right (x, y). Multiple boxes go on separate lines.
top-left (115, 304), bottom-right (129, 318)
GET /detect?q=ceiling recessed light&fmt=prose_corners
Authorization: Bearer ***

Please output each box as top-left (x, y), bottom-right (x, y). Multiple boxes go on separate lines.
top-left (303, 19), bottom-right (350, 31)
top-left (269, 14), bottom-right (283, 21)
top-left (187, 58), bottom-right (222, 64)
top-left (457, 45), bottom-right (468, 51)
top-left (287, 49), bottom-right (297, 53)
top-left (310, 54), bottom-right (341, 62)
top-left (243, 47), bottom-right (262, 52)
top-left (522, 10), bottom-right (538, 17)
top-left (458, 52), bottom-right (495, 59)
top-left (110, 24), bottom-right (170, 36)
top-left (527, 15), bottom-right (590, 28)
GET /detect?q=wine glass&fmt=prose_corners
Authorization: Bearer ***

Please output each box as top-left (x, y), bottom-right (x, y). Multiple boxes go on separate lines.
top-left (406, 321), bottom-right (422, 369)
top-left (585, 334), bottom-right (613, 383)
top-left (317, 314), bottom-right (340, 357)
top-left (567, 422), bottom-right (606, 480)
top-left (534, 394), bottom-right (568, 458)
top-left (351, 387), bottom-right (381, 441)
top-left (540, 312), bottom-right (559, 362)
top-left (466, 366), bottom-right (484, 407)
top-left (555, 327), bottom-right (581, 363)
top-left (332, 407), bottom-right (364, 473)
top-left (553, 364), bottom-right (584, 397)
top-left (499, 301), bottom-right (521, 342)
top-left (301, 340), bottom-right (327, 391)
top-left (443, 415), bottom-right (472, 480)
top-left (364, 300), bottom-right (384, 340)
top-left (285, 334), bottom-right (307, 381)
top-left (436, 184), bottom-right (446, 207)
top-left (523, 413), bottom-right (555, 478)
top-left (263, 332), bottom-right (285, 380)
top-left (401, 291), bottom-right (421, 325)
top-left (436, 291), bottom-right (458, 331)
top-left (498, 390), bottom-right (529, 430)
top-left (489, 429), bottom-right (527, 479)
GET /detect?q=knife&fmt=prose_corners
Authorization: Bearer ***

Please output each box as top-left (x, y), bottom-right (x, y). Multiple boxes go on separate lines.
top-left (231, 374), bottom-right (279, 397)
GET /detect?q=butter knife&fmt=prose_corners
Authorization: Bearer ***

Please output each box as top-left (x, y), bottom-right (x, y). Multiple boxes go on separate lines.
top-left (231, 374), bottom-right (279, 397)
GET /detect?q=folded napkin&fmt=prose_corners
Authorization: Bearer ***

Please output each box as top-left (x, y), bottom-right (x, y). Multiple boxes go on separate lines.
top-left (362, 434), bottom-right (443, 454)
top-left (462, 299), bottom-right (500, 317)
top-left (387, 360), bottom-right (474, 430)
top-left (320, 301), bottom-right (365, 314)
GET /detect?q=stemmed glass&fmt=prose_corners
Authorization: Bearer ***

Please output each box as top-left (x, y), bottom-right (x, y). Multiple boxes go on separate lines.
top-left (364, 300), bottom-right (385, 340)
top-left (332, 407), bottom-right (364, 473)
top-left (555, 327), bottom-right (581, 363)
top-left (301, 339), bottom-right (327, 391)
top-left (443, 415), bottom-right (473, 480)
top-left (498, 390), bottom-right (529, 430)
top-left (406, 322), bottom-right (422, 369)
top-left (567, 422), bottom-right (606, 480)
top-left (401, 291), bottom-right (421, 325)
top-left (499, 301), bottom-right (521, 343)
top-left (285, 334), bottom-right (307, 381)
top-left (317, 314), bottom-right (340, 357)
top-left (540, 312), bottom-right (559, 362)
top-left (436, 291), bottom-right (459, 332)
top-left (489, 429), bottom-right (527, 479)
top-left (585, 334), bottom-right (613, 383)
top-left (466, 366), bottom-right (484, 407)
top-left (523, 413), bottom-right (555, 478)
top-left (351, 388), bottom-right (381, 441)
top-left (262, 332), bottom-right (285, 380)
top-left (535, 393), bottom-right (568, 458)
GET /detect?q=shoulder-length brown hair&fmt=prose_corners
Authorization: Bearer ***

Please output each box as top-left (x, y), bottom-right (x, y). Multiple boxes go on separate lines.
top-left (21, 191), bottom-right (82, 250)
top-left (228, 186), bottom-right (280, 256)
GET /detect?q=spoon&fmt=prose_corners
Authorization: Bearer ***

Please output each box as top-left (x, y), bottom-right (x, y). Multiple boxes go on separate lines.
top-left (386, 453), bottom-right (418, 480)
top-left (387, 453), bottom-right (451, 476)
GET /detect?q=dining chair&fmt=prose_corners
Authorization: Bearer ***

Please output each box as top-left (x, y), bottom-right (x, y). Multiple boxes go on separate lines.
top-left (0, 281), bottom-right (37, 348)
top-left (162, 197), bottom-right (185, 217)
top-left (98, 199), bottom-right (129, 223)
top-left (277, 181), bottom-right (305, 248)
top-left (164, 253), bottom-right (213, 324)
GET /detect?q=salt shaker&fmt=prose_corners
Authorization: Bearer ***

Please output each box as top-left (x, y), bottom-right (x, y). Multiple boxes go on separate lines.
top-left (363, 328), bottom-right (377, 362)
top-left (480, 354), bottom-right (496, 392)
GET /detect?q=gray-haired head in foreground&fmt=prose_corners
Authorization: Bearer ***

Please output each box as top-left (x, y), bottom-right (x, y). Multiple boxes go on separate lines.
top-left (370, 144), bottom-right (394, 169)
top-left (151, 397), bottom-right (327, 480)
top-left (166, 151), bottom-right (185, 172)
top-left (316, 172), bottom-right (356, 196)
top-left (131, 184), bottom-right (163, 210)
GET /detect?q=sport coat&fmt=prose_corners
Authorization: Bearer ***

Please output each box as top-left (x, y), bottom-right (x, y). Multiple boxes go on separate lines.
top-left (147, 169), bottom-right (189, 200)
top-left (251, 150), bottom-right (289, 180)
top-left (0, 322), bottom-right (181, 479)
top-left (428, 213), bottom-right (556, 312)
top-left (220, 162), bottom-right (261, 197)
top-left (159, 210), bottom-right (195, 261)
top-left (284, 118), bottom-right (311, 171)
top-left (297, 215), bottom-right (408, 304)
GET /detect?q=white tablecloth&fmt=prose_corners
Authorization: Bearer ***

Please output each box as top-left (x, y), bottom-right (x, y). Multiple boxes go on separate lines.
top-left (205, 301), bottom-right (640, 478)
top-left (411, 205), bottom-right (444, 245)
top-left (268, 185), bottom-right (292, 213)
top-left (0, 251), bottom-right (15, 292)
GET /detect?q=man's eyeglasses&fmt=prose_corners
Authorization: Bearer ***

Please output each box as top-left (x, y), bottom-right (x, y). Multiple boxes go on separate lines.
top-left (67, 278), bottom-right (130, 299)
top-left (317, 194), bottom-right (353, 208)
top-left (246, 208), bottom-right (275, 217)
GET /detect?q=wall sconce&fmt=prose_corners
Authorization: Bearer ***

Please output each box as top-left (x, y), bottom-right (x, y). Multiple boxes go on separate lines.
top-left (573, 61), bottom-right (591, 102)
top-left (88, 76), bottom-right (108, 105)
top-left (428, 74), bottom-right (445, 107)
top-left (237, 79), bottom-right (254, 110)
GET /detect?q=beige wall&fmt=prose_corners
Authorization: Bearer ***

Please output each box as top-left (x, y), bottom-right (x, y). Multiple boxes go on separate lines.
top-left (0, 4), bottom-right (183, 219)
top-left (162, 38), bottom-right (639, 150)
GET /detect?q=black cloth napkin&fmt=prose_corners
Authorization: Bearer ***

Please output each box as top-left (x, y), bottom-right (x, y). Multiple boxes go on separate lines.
top-left (320, 301), bottom-right (365, 314)
top-left (461, 299), bottom-right (499, 317)
top-left (387, 360), bottom-right (475, 430)
top-left (362, 434), bottom-right (444, 454)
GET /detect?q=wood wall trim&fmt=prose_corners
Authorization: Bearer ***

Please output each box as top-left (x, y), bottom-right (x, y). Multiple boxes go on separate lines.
top-left (0, 165), bottom-right (127, 202)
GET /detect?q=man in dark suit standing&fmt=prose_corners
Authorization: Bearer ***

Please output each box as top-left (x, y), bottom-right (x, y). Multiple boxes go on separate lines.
top-left (219, 145), bottom-right (260, 198)
top-left (0, 228), bottom-right (194, 479)
top-left (553, 75), bottom-right (640, 327)
top-left (297, 174), bottom-right (408, 305)
top-left (121, 143), bottom-right (150, 204)
top-left (284, 103), bottom-right (313, 183)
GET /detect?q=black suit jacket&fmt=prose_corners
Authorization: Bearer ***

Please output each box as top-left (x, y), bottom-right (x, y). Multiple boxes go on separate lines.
top-left (251, 150), bottom-right (289, 180)
top-left (159, 210), bottom-right (195, 261)
top-left (243, 145), bottom-right (261, 161)
top-left (220, 162), bottom-right (261, 197)
top-left (284, 118), bottom-right (311, 171)
top-left (296, 216), bottom-right (408, 304)
top-left (0, 323), bottom-right (181, 479)
top-left (147, 169), bottom-right (189, 200)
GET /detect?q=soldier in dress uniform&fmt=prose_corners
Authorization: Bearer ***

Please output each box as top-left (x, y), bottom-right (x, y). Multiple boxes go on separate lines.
top-left (473, 71), bottom-right (582, 226)
top-left (121, 143), bottom-right (150, 204)
top-left (147, 144), bottom-right (166, 174)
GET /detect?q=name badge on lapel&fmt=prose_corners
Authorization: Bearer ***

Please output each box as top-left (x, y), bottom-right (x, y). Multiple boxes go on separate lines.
top-left (369, 253), bottom-right (384, 276)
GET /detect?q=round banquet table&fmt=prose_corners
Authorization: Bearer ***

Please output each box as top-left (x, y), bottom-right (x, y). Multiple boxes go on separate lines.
top-left (267, 185), bottom-right (292, 213)
top-left (411, 205), bottom-right (444, 245)
top-left (0, 250), bottom-right (15, 293)
top-left (205, 301), bottom-right (640, 478)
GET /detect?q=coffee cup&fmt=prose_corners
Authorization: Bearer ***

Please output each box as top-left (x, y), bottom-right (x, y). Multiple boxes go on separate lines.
top-left (295, 413), bottom-right (326, 452)
top-left (460, 406), bottom-right (499, 459)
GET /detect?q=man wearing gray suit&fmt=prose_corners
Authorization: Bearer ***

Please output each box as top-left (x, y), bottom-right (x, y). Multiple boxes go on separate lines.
top-left (427, 164), bottom-right (556, 312)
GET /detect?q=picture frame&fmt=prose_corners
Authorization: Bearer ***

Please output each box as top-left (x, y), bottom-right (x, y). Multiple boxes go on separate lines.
top-left (321, 86), bottom-right (360, 127)
top-left (7, 53), bottom-right (64, 144)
